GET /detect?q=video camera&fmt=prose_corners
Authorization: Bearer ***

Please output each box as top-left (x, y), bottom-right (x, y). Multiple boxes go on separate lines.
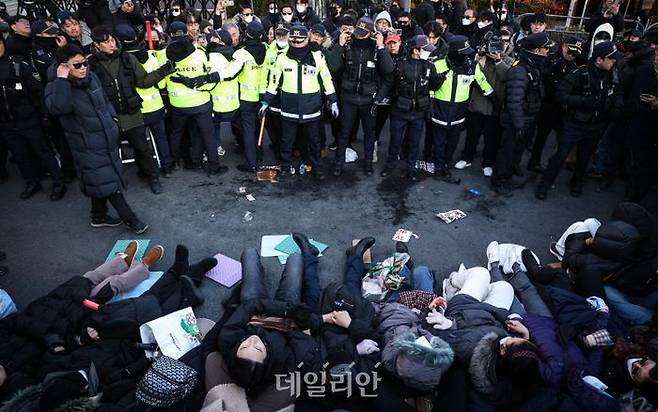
top-left (484, 31), bottom-right (505, 54)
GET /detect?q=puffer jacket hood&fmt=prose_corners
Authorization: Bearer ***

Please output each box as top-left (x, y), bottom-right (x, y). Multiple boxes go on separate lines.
top-left (593, 221), bottom-right (641, 261)
top-left (389, 330), bottom-right (454, 391)
top-left (469, 331), bottom-right (500, 397)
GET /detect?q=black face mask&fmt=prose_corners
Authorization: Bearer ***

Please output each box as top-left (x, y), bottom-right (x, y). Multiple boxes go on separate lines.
top-left (35, 36), bottom-right (59, 52)
top-left (153, 41), bottom-right (166, 50)
top-left (288, 43), bottom-right (309, 59)
top-left (310, 42), bottom-right (322, 52)
top-left (352, 36), bottom-right (371, 48)
top-left (133, 48), bottom-right (149, 63)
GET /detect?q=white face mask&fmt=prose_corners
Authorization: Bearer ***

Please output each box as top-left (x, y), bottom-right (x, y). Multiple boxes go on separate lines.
top-left (296, 4), bottom-right (307, 13)
top-left (462, 18), bottom-right (472, 26)
top-left (420, 50), bottom-right (431, 60)
top-left (243, 15), bottom-right (254, 23)
top-left (477, 21), bottom-right (488, 29)
top-left (276, 39), bottom-right (288, 48)
top-left (283, 14), bottom-right (293, 22)
top-left (500, 11), bottom-right (507, 20)
top-left (171, 10), bottom-right (180, 16)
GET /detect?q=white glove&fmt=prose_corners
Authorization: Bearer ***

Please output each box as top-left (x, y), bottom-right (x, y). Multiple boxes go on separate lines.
top-left (425, 309), bottom-right (453, 330)
top-left (331, 102), bottom-right (339, 118)
top-left (586, 296), bottom-right (609, 313)
top-left (356, 339), bottom-right (380, 355)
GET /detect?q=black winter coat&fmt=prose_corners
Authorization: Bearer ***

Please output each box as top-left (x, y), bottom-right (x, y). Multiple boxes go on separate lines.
top-left (0, 314), bottom-right (43, 402)
top-left (45, 70), bottom-right (125, 199)
top-left (0, 55), bottom-right (44, 126)
top-left (502, 51), bottom-right (544, 130)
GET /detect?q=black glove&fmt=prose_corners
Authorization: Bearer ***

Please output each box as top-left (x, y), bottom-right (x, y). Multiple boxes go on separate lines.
top-left (156, 60), bottom-right (176, 77)
top-left (289, 303), bottom-right (319, 330)
top-left (207, 71), bottom-right (220, 83)
top-left (170, 75), bottom-right (205, 89)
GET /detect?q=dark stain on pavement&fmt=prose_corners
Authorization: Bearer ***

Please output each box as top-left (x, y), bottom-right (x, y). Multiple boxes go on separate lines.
top-left (376, 174), bottom-right (413, 225)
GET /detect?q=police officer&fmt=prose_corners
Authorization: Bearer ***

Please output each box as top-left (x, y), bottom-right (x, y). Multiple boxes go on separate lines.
top-left (527, 36), bottom-right (582, 172)
top-left (166, 22), bottom-right (228, 176)
top-left (431, 35), bottom-right (493, 183)
top-left (491, 32), bottom-right (552, 195)
top-left (380, 35), bottom-right (442, 182)
top-left (31, 19), bottom-right (65, 80)
top-left (261, 24), bottom-right (338, 180)
top-left (233, 20), bottom-right (268, 173)
top-left (330, 16), bottom-right (394, 177)
top-left (264, 22), bottom-right (291, 161)
top-left (536, 41), bottom-right (623, 200)
top-left (132, 27), bottom-right (174, 176)
top-left (88, 25), bottom-right (174, 193)
top-left (207, 29), bottom-right (243, 165)
top-left (0, 35), bottom-right (66, 200)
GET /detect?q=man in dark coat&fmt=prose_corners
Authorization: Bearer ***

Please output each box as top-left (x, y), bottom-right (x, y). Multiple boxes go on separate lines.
top-left (414, 0), bottom-right (435, 28)
top-left (45, 43), bottom-right (149, 233)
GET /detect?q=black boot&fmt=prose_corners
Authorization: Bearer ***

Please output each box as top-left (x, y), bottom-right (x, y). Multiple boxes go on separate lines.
top-left (20, 182), bottom-right (42, 199)
top-left (535, 183), bottom-right (548, 200)
top-left (364, 161), bottom-right (373, 177)
top-left (395, 241), bottom-right (414, 270)
top-left (346, 237), bottom-right (375, 258)
top-left (188, 257), bottom-right (218, 285)
top-left (521, 249), bottom-right (541, 278)
top-left (180, 275), bottom-right (205, 306)
top-left (332, 163), bottom-right (343, 177)
top-left (293, 232), bottom-right (320, 257)
top-left (50, 184), bottom-right (67, 201)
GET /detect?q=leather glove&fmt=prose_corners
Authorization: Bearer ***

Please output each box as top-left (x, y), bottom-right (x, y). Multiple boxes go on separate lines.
top-left (258, 102), bottom-right (269, 118)
top-left (170, 75), bottom-right (202, 89)
top-left (425, 309), bottom-right (453, 330)
top-left (356, 339), bottom-right (380, 355)
top-left (157, 60), bottom-right (176, 77)
top-left (330, 102), bottom-right (339, 118)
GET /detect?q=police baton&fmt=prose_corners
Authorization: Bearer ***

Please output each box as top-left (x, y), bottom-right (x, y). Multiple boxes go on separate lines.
top-left (257, 114), bottom-right (266, 147)
top-left (145, 20), bottom-right (154, 50)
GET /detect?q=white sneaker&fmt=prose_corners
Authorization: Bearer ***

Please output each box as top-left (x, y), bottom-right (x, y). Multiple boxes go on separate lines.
top-left (372, 141), bottom-right (378, 163)
top-left (217, 146), bottom-right (226, 156)
top-left (454, 160), bottom-right (472, 170)
top-left (486, 241), bottom-right (500, 269)
top-left (483, 167), bottom-right (493, 177)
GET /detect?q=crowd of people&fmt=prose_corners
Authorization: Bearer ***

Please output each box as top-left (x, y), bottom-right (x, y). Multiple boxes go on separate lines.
top-left (0, 0), bottom-right (656, 233)
top-left (1, 201), bottom-right (658, 411)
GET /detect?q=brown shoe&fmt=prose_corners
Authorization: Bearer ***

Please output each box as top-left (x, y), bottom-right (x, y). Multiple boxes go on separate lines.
top-left (142, 245), bottom-right (164, 268)
top-left (123, 241), bottom-right (139, 267)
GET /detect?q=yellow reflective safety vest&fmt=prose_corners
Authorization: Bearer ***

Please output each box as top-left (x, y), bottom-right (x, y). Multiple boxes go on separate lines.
top-left (431, 58), bottom-right (493, 127)
top-left (137, 50), bottom-right (166, 114)
top-left (166, 48), bottom-right (210, 109)
top-left (208, 51), bottom-right (241, 114)
top-left (264, 42), bottom-right (288, 111)
top-left (233, 45), bottom-right (267, 103)
top-left (266, 50), bottom-right (336, 123)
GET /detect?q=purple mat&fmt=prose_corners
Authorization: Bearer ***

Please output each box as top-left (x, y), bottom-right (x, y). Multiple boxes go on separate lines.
top-left (205, 253), bottom-right (242, 288)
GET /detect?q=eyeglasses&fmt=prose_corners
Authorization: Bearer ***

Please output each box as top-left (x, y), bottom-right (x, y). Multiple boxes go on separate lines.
top-left (69, 60), bottom-right (89, 69)
top-left (243, 12), bottom-right (253, 16)
top-left (171, 7), bottom-right (180, 11)
top-left (463, 15), bottom-right (473, 19)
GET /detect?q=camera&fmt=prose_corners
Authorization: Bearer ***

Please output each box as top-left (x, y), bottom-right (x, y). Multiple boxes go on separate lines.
top-left (486, 37), bottom-right (505, 54)
top-left (333, 299), bottom-right (355, 311)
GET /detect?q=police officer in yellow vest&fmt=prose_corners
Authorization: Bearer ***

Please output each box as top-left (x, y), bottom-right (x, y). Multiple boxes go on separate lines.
top-left (431, 35), bottom-right (492, 183)
top-left (260, 24), bottom-right (338, 180)
top-left (233, 20), bottom-right (268, 173)
top-left (166, 22), bottom-right (228, 176)
top-left (133, 28), bottom-right (175, 176)
top-left (206, 29), bottom-right (243, 165)
top-left (263, 22), bottom-right (290, 161)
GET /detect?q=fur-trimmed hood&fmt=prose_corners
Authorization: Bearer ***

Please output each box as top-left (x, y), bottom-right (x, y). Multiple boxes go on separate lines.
top-left (0, 384), bottom-right (42, 412)
top-left (391, 332), bottom-right (454, 367)
top-left (51, 398), bottom-right (98, 412)
top-left (469, 332), bottom-right (500, 396)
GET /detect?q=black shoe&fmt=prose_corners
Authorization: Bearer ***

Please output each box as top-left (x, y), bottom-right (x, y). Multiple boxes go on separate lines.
top-left (346, 237), bottom-right (375, 258)
top-left (180, 275), bottom-right (205, 306)
top-left (407, 170), bottom-right (418, 182)
top-left (535, 184), bottom-right (548, 200)
top-left (293, 232), bottom-right (320, 257)
top-left (395, 241), bottom-right (408, 254)
top-left (90, 215), bottom-right (123, 228)
top-left (364, 161), bottom-right (373, 176)
top-left (328, 141), bottom-right (338, 151)
top-left (161, 166), bottom-right (173, 178)
top-left (237, 163), bottom-right (256, 173)
top-left (380, 165), bottom-right (394, 177)
top-left (125, 220), bottom-right (149, 235)
top-left (50, 184), bottom-right (67, 201)
top-left (313, 169), bottom-right (326, 181)
top-left (332, 164), bottom-right (342, 177)
top-left (183, 161), bottom-right (202, 170)
top-left (149, 178), bottom-right (162, 195)
top-left (208, 165), bottom-right (229, 176)
top-left (20, 182), bottom-right (42, 199)
top-left (521, 249), bottom-right (541, 278)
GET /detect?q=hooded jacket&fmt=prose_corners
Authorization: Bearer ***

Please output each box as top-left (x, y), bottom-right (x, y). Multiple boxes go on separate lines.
top-left (468, 55), bottom-right (512, 116)
top-left (45, 68), bottom-right (125, 198)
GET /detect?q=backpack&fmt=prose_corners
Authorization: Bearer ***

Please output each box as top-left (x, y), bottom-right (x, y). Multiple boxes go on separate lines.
top-left (136, 356), bottom-right (198, 407)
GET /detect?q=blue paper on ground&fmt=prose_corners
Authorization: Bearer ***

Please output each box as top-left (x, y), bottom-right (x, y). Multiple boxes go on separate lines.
top-left (109, 271), bottom-right (163, 302)
top-left (274, 235), bottom-right (328, 264)
top-left (105, 240), bottom-right (150, 263)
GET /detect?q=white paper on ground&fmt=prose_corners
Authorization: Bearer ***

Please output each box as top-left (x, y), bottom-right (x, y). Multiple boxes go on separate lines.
top-left (260, 235), bottom-right (289, 257)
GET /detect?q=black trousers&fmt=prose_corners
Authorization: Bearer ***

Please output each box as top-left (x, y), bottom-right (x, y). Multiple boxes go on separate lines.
top-left (48, 118), bottom-right (76, 178)
top-left (336, 101), bottom-right (376, 164)
top-left (432, 124), bottom-right (463, 173)
top-left (169, 107), bottom-right (219, 168)
top-left (90, 192), bottom-right (138, 225)
top-left (239, 101), bottom-right (260, 169)
top-left (528, 102), bottom-right (562, 169)
top-left (120, 125), bottom-right (159, 179)
top-left (374, 104), bottom-right (391, 141)
top-left (0, 135), bottom-right (7, 174)
top-left (265, 110), bottom-right (283, 161)
top-left (280, 118), bottom-right (321, 169)
top-left (461, 111), bottom-right (500, 167)
top-left (2, 122), bottom-right (63, 185)
top-left (492, 117), bottom-right (535, 185)
top-left (539, 120), bottom-right (607, 190)
top-left (626, 144), bottom-right (658, 203)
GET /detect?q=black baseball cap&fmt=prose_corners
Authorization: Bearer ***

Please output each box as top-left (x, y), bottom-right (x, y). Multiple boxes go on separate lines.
top-left (56, 10), bottom-right (79, 27)
top-left (591, 41), bottom-right (622, 60)
top-left (274, 22), bottom-right (291, 35)
top-left (354, 17), bottom-right (374, 37)
top-left (310, 24), bottom-right (326, 37)
top-left (289, 24), bottom-right (308, 43)
top-left (31, 19), bottom-right (60, 35)
top-left (520, 32), bottom-right (554, 50)
top-left (410, 34), bottom-right (436, 52)
top-left (448, 35), bottom-right (474, 55)
top-left (563, 36), bottom-right (583, 54)
top-left (168, 21), bottom-right (187, 36)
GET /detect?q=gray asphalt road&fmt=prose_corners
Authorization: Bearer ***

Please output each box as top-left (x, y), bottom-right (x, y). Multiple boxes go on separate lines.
top-left (0, 124), bottom-right (641, 321)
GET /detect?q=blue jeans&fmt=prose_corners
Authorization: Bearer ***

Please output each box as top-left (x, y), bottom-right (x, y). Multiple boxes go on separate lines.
top-left (604, 286), bottom-right (658, 325)
top-left (386, 116), bottom-right (424, 172)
